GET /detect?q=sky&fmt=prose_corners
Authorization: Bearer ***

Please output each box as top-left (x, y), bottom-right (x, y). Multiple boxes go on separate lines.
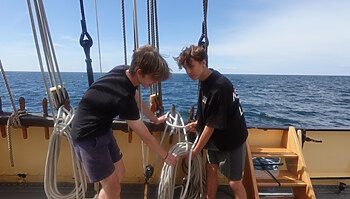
top-left (1, 0), bottom-right (350, 75)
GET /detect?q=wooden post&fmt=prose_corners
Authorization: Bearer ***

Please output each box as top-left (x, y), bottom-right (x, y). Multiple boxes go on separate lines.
top-left (42, 98), bottom-right (50, 140)
top-left (189, 106), bottom-right (194, 121)
top-left (19, 97), bottom-right (28, 139)
top-left (0, 97), bottom-right (6, 138)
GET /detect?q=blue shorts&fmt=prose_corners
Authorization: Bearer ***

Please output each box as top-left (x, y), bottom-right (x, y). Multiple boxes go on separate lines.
top-left (71, 129), bottom-right (122, 183)
top-left (207, 141), bottom-right (246, 181)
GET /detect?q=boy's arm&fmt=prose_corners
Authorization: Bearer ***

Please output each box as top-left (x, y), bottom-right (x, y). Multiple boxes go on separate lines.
top-left (191, 125), bottom-right (214, 159)
top-left (134, 90), bottom-right (166, 124)
top-left (126, 119), bottom-right (178, 166)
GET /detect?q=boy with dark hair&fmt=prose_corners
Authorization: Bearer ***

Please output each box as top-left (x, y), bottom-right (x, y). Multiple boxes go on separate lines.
top-left (71, 45), bottom-right (178, 199)
top-left (178, 45), bottom-right (248, 199)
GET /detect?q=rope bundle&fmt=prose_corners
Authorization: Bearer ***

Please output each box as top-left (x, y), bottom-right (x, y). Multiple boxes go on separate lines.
top-left (44, 106), bottom-right (88, 199)
top-left (158, 142), bottom-right (205, 199)
top-left (6, 110), bottom-right (28, 167)
top-left (157, 108), bottom-right (206, 199)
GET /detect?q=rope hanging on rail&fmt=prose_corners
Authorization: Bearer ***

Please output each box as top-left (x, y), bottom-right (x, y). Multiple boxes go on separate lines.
top-left (26, 0), bottom-right (89, 198)
top-left (0, 60), bottom-right (28, 167)
top-left (79, 0), bottom-right (94, 87)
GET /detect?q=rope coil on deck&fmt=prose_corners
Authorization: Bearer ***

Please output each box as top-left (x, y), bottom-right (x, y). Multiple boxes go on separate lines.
top-left (157, 108), bottom-right (205, 199)
top-left (158, 141), bottom-right (205, 199)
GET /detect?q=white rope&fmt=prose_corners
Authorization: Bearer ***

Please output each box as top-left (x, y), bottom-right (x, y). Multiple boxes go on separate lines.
top-left (26, 0), bottom-right (56, 118)
top-left (157, 110), bottom-right (206, 199)
top-left (94, 0), bottom-right (103, 77)
top-left (44, 105), bottom-right (89, 199)
top-left (158, 141), bottom-right (205, 199)
top-left (26, 1), bottom-right (94, 198)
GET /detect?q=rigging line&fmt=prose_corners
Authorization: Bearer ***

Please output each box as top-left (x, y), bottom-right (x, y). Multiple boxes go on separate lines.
top-left (147, 0), bottom-right (152, 95)
top-left (121, 0), bottom-right (128, 65)
top-left (26, 0), bottom-right (56, 118)
top-left (147, 0), bottom-right (151, 45)
top-left (132, 0), bottom-right (146, 171)
top-left (0, 60), bottom-right (20, 167)
top-left (203, 0), bottom-right (208, 48)
top-left (38, 0), bottom-right (66, 101)
top-left (153, 0), bottom-right (163, 114)
top-left (132, 0), bottom-right (142, 119)
top-left (0, 61), bottom-right (18, 113)
top-left (150, 0), bottom-right (155, 47)
top-left (94, 0), bottom-right (103, 77)
top-left (154, 0), bottom-right (159, 50)
top-left (79, 0), bottom-right (94, 87)
top-left (32, 0), bottom-right (54, 87)
top-left (34, 0), bottom-right (64, 105)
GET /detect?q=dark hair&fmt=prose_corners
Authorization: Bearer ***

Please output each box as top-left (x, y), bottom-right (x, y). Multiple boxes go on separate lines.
top-left (177, 45), bottom-right (207, 69)
top-left (130, 45), bottom-right (171, 81)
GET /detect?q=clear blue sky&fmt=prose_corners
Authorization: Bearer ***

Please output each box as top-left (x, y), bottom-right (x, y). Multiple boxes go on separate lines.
top-left (1, 0), bottom-right (350, 75)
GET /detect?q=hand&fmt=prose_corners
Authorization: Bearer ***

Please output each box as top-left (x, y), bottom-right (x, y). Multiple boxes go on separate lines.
top-left (185, 121), bottom-right (197, 133)
top-left (153, 114), bottom-right (167, 125)
top-left (164, 153), bottom-right (178, 166)
top-left (182, 150), bottom-right (198, 161)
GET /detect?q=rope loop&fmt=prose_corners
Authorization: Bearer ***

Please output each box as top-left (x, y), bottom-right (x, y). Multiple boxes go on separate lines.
top-left (5, 109), bottom-right (28, 167)
top-left (53, 105), bottom-right (74, 136)
top-left (7, 109), bottom-right (28, 129)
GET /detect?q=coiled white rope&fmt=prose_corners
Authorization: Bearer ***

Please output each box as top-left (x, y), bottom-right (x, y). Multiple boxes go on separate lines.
top-left (158, 141), bottom-right (206, 199)
top-left (157, 110), bottom-right (206, 199)
top-left (44, 106), bottom-right (88, 199)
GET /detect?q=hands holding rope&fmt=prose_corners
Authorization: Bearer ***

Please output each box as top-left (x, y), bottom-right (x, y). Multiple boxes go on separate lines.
top-left (152, 114), bottom-right (168, 125)
top-left (185, 120), bottom-right (197, 133)
top-left (162, 152), bottom-right (178, 166)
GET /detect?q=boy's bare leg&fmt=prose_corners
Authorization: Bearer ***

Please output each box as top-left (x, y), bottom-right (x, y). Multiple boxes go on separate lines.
top-left (206, 164), bottom-right (218, 199)
top-left (98, 159), bottom-right (125, 199)
top-left (229, 179), bottom-right (247, 199)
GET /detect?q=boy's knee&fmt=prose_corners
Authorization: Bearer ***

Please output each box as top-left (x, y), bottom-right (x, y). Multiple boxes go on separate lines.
top-left (119, 168), bottom-right (126, 180)
top-left (229, 179), bottom-right (243, 189)
top-left (206, 164), bottom-right (218, 173)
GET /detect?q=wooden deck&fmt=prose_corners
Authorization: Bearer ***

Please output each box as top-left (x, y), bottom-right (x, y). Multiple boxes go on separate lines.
top-left (0, 183), bottom-right (349, 199)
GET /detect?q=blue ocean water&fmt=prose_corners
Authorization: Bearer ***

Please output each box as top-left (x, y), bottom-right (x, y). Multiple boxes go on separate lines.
top-left (1, 71), bottom-right (350, 129)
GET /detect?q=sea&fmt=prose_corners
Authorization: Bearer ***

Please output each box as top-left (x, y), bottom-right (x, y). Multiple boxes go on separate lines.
top-left (1, 71), bottom-right (350, 129)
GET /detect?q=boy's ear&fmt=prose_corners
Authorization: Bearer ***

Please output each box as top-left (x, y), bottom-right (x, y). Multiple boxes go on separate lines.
top-left (136, 68), bottom-right (143, 76)
top-left (202, 59), bottom-right (207, 67)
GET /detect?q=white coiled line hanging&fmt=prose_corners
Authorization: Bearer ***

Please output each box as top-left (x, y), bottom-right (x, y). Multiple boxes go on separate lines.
top-left (44, 106), bottom-right (89, 199)
top-left (157, 109), bottom-right (206, 199)
top-left (26, 0), bottom-right (92, 198)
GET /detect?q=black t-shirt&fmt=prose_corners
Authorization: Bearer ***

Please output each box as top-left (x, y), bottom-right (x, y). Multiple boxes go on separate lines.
top-left (71, 65), bottom-right (140, 140)
top-left (197, 69), bottom-right (248, 151)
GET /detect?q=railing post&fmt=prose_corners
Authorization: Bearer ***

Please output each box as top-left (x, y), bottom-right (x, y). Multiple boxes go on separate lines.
top-left (42, 98), bottom-right (50, 140)
top-left (19, 97), bottom-right (28, 139)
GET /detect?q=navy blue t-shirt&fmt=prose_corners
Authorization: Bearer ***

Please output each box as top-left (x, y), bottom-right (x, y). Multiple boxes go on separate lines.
top-left (71, 65), bottom-right (140, 140)
top-left (197, 69), bottom-right (248, 151)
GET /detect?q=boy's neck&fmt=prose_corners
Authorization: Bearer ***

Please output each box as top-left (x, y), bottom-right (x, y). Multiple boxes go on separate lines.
top-left (199, 67), bottom-right (212, 81)
top-left (126, 69), bottom-right (139, 87)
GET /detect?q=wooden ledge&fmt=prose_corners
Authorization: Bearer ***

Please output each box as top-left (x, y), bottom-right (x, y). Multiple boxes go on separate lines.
top-left (0, 112), bottom-right (165, 132)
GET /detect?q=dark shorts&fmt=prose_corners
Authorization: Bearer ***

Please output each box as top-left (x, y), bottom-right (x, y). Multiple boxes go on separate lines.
top-left (207, 141), bottom-right (246, 181)
top-left (71, 129), bottom-right (122, 183)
